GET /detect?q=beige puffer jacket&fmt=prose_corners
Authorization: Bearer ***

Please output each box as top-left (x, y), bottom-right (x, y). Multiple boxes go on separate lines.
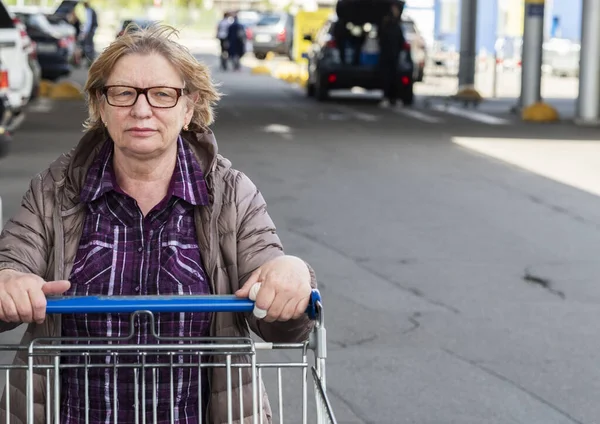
top-left (0, 128), bottom-right (317, 423)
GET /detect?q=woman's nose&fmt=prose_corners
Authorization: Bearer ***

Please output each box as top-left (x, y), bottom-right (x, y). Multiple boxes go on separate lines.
top-left (130, 93), bottom-right (153, 117)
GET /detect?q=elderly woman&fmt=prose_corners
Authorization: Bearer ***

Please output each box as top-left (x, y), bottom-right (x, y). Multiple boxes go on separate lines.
top-left (0, 25), bottom-right (316, 423)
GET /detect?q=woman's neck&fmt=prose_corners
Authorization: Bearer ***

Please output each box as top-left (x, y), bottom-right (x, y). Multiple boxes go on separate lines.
top-left (112, 149), bottom-right (177, 215)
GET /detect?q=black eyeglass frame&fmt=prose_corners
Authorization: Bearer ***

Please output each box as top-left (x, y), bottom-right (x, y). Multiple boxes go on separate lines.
top-left (102, 85), bottom-right (186, 109)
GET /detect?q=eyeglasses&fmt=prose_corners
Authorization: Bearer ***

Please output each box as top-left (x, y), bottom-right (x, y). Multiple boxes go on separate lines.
top-left (102, 85), bottom-right (186, 108)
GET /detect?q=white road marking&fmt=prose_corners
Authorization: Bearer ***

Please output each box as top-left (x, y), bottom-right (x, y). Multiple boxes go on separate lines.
top-left (432, 104), bottom-right (509, 125)
top-left (27, 98), bottom-right (53, 113)
top-left (333, 105), bottom-right (379, 122)
top-left (394, 108), bottom-right (444, 123)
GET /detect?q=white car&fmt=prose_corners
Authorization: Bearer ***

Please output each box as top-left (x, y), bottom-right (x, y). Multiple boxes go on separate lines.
top-left (0, 0), bottom-right (33, 124)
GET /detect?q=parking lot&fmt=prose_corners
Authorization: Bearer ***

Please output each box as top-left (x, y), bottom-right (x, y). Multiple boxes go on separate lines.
top-left (2, 36), bottom-right (600, 421)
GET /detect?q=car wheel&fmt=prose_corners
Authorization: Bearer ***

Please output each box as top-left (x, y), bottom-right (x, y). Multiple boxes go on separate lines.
top-left (401, 87), bottom-right (414, 106)
top-left (0, 131), bottom-right (11, 159)
top-left (315, 74), bottom-right (329, 102)
top-left (255, 52), bottom-right (267, 60)
top-left (416, 67), bottom-right (425, 82)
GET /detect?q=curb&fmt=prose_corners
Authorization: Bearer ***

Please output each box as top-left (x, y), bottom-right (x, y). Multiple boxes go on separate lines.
top-left (250, 57), bottom-right (308, 88)
top-left (39, 80), bottom-right (85, 100)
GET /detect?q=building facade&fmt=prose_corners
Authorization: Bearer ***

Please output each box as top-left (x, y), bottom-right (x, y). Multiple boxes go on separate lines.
top-left (406, 0), bottom-right (582, 53)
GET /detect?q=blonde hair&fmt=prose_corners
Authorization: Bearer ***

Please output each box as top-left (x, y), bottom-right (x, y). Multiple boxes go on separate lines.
top-left (83, 23), bottom-right (221, 132)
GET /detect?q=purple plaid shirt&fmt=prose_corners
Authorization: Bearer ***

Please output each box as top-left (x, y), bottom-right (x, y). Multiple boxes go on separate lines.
top-left (61, 137), bottom-right (211, 424)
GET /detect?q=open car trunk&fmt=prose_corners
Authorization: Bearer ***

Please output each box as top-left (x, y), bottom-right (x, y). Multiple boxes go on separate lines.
top-left (335, 0), bottom-right (405, 26)
top-left (331, 0), bottom-right (407, 69)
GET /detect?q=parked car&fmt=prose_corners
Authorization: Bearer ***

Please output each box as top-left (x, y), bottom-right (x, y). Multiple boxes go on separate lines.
top-left (234, 9), bottom-right (262, 53)
top-left (0, 0), bottom-right (32, 131)
top-left (0, 64), bottom-right (12, 157)
top-left (8, 12), bottom-right (41, 100)
top-left (428, 39), bottom-right (458, 76)
top-left (305, 0), bottom-right (414, 104)
top-left (10, 10), bottom-right (72, 81)
top-left (252, 12), bottom-right (294, 60)
top-left (401, 16), bottom-right (426, 82)
top-left (543, 37), bottom-right (580, 78)
top-left (494, 36), bottom-right (522, 72)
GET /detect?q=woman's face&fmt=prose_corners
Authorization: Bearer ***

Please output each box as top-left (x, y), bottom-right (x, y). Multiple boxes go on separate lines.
top-left (99, 53), bottom-right (195, 161)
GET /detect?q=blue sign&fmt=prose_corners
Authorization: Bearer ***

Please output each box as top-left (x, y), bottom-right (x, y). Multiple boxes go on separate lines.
top-left (551, 16), bottom-right (560, 37)
top-left (526, 3), bottom-right (545, 17)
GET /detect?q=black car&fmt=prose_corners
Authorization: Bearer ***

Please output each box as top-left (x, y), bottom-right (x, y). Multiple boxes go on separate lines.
top-left (53, 0), bottom-right (79, 18)
top-left (304, 0), bottom-right (414, 104)
top-left (13, 11), bottom-right (72, 81)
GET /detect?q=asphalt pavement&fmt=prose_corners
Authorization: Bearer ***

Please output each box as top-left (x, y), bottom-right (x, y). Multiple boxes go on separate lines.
top-left (1, 48), bottom-right (600, 423)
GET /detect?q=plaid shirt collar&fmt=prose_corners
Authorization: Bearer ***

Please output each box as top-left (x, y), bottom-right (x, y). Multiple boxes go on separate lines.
top-left (80, 136), bottom-right (210, 206)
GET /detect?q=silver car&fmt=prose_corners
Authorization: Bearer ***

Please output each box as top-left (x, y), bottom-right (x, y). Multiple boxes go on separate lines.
top-left (251, 12), bottom-right (294, 60)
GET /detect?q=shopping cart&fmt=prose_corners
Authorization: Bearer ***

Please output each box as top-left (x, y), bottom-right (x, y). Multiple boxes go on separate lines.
top-left (0, 290), bottom-right (337, 424)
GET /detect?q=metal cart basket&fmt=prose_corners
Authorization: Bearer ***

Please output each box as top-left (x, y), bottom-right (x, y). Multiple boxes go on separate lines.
top-left (0, 291), bottom-right (336, 424)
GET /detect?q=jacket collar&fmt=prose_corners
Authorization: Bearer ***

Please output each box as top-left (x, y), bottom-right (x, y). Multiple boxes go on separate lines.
top-left (48, 126), bottom-right (221, 211)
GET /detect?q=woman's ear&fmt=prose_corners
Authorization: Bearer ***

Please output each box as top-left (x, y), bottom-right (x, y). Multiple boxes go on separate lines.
top-left (97, 91), bottom-right (106, 123)
top-left (189, 91), bottom-right (200, 104)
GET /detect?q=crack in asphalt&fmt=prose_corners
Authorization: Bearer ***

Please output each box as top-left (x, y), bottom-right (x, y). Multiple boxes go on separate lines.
top-left (402, 311), bottom-right (422, 335)
top-left (324, 384), bottom-right (371, 424)
top-left (331, 335), bottom-right (378, 349)
top-left (442, 348), bottom-right (585, 424)
top-left (332, 312), bottom-right (421, 348)
top-left (480, 176), bottom-right (600, 231)
top-left (523, 267), bottom-right (566, 299)
top-left (288, 228), bottom-right (461, 315)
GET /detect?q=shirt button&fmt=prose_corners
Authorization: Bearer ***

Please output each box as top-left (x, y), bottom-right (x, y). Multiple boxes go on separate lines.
top-left (134, 286), bottom-right (140, 292)
top-left (137, 247), bottom-right (143, 253)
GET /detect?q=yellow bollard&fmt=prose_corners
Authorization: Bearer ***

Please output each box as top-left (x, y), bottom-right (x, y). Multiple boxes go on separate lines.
top-left (522, 102), bottom-right (560, 122)
top-left (39, 80), bottom-right (54, 97)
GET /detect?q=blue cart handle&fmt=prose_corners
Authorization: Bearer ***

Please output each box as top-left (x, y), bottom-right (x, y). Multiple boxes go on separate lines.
top-left (46, 289), bottom-right (322, 320)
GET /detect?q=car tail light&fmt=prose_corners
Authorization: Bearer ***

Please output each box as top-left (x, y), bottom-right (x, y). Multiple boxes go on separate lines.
top-left (0, 70), bottom-right (8, 91)
top-left (29, 41), bottom-right (37, 59)
top-left (246, 28), bottom-right (253, 39)
top-left (58, 38), bottom-right (69, 48)
top-left (328, 74), bottom-right (337, 84)
top-left (326, 39), bottom-right (337, 49)
top-left (401, 76), bottom-right (410, 85)
top-left (276, 28), bottom-right (286, 42)
top-left (12, 18), bottom-right (29, 43)
top-left (403, 41), bottom-right (411, 51)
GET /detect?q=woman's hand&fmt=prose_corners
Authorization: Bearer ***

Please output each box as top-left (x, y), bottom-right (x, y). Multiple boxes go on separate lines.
top-left (0, 270), bottom-right (71, 324)
top-left (236, 256), bottom-right (312, 322)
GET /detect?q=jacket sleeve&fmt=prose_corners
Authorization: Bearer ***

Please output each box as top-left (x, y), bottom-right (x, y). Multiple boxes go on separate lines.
top-left (234, 172), bottom-right (317, 343)
top-left (0, 174), bottom-right (51, 333)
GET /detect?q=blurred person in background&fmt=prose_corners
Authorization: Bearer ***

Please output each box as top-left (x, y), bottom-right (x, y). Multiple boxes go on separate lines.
top-left (0, 24), bottom-right (316, 423)
top-left (67, 11), bottom-right (83, 67)
top-left (378, 3), bottom-right (404, 107)
top-left (227, 13), bottom-right (246, 71)
top-left (216, 12), bottom-right (232, 70)
top-left (80, 1), bottom-right (98, 64)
